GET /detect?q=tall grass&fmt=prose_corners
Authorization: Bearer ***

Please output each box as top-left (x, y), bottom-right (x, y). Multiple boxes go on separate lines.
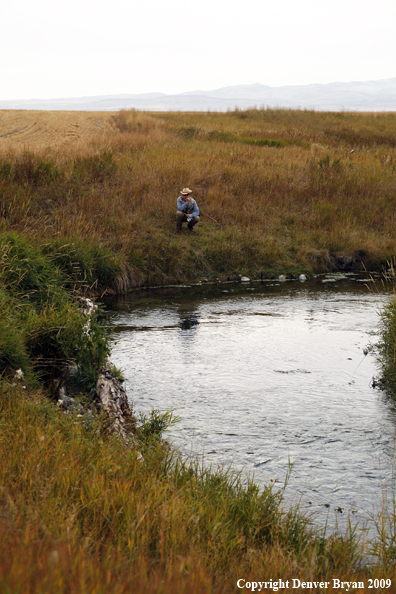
top-left (376, 290), bottom-right (396, 395)
top-left (1, 383), bottom-right (393, 593)
top-left (1, 108), bottom-right (396, 289)
top-left (0, 232), bottom-right (110, 391)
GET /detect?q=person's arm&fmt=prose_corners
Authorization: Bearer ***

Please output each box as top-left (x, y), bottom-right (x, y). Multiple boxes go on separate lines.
top-left (189, 200), bottom-right (199, 218)
top-left (177, 196), bottom-right (188, 212)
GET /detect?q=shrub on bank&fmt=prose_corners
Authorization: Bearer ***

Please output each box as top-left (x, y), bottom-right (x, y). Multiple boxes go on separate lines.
top-left (0, 290), bottom-right (31, 376)
top-left (0, 232), bottom-right (110, 393)
top-left (41, 238), bottom-right (124, 292)
top-left (0, 231), bottom-right (66, 306)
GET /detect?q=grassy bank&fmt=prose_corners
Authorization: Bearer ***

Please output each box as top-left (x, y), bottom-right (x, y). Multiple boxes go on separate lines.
top-left (0, 231), bottom-right (111, 390)
top-left (1, 234), bottom-right (396, 592)
top-left (1, 108), bottom-right (396, 289)
top-left (2, 383), bottom-right (396, 594)
top-left (375, 272), bottom-right (396, 395)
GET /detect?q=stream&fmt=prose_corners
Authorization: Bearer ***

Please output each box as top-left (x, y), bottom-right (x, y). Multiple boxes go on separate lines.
top-left (103, 273), bottom-right (396, 537)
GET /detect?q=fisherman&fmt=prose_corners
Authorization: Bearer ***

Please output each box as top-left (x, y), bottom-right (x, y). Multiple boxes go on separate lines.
top-left (176, 187), bottom-right (200, 232)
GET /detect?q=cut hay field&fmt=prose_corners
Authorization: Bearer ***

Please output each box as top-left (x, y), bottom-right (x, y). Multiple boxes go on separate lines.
top-left (1, 107), bottom-right (396, 291)
top-left (0, 110), bottom-right (118, 150)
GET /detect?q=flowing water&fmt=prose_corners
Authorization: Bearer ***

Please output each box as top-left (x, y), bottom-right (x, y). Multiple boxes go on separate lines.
top-left (103, 274), bottom-right (396, 536)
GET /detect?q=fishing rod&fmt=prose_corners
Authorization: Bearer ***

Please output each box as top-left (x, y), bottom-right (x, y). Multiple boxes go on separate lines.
top-left (201, 212), bottom-right (222, 225)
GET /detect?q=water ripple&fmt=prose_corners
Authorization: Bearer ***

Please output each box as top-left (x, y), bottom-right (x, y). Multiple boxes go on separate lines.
top-left (104, 277), bottom-right (394, 535)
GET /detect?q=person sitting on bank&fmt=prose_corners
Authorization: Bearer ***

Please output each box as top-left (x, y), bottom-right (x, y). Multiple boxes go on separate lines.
top-left (176, 188), bottom-right (200, 232)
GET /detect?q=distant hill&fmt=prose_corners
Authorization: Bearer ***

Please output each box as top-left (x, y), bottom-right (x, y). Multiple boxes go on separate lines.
top-left (1, 78), bottom-right (396, 111)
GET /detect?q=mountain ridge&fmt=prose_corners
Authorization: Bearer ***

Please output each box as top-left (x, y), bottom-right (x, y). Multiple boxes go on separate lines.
top-left (1, 77), bottom-right (395, 111)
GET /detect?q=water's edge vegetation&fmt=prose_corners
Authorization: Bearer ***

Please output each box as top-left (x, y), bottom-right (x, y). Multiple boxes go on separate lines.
top-left (2, 108), bottom-right (396, 591)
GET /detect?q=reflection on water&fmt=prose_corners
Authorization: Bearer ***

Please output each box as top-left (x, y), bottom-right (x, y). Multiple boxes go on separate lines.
top-left (103, 274), bottom-right (396, 534)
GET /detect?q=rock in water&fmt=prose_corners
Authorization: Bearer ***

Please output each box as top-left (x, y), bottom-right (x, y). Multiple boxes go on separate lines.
top-left (241, 276), bottom-right (250, 282)
top-left (278, 275), bottom-right (286, 282)
top-left (299, 274), bottom-right (307, 282)
top-left (96, 369), bottom-right (137, 444)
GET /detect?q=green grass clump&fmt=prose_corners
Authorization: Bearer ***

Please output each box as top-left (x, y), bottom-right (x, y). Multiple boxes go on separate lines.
top-left (0, 231), bottom-right (66, 306)
top-left (0, 152), bottom-right (61, 186)
top-left (0, 232), bottom-right (111, 392)
top-left (0, 289), bottom-right (31, 375)
top-left (41, 238), bottom-right (124, 292)
top-left (239, 137), bottom-right (285, 147)
top-left (375, 292), bottom-right (396, 395)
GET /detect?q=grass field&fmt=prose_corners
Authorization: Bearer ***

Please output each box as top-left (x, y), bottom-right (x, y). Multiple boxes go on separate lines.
top-left (1, 108), bottom-right (396, 291)
top-left (2, 383), bottom-right (396, 594)
top-left (0, 109), bottom-right (117, 150)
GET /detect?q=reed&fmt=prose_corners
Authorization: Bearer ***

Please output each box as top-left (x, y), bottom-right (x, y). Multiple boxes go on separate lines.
top-left (375, 280), bottom-right (396, 396)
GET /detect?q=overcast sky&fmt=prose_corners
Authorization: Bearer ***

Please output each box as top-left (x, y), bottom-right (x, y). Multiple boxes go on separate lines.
top-left (1, 0), bottom-right (395, 100)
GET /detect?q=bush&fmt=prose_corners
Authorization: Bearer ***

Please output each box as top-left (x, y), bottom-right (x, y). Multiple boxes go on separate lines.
top-left (24, 303), bottom-right (86, 387)
top-left (42, 238), bottom-right (123, 291)
top-left (375, 296), bottom-right (396, 395)
top-left (69, 309), bottom-right (112, 395)
top-left (136, 409), bottom-right (180, 445)
top-left (0, 232), bottom-right (111, 392)
top-left (0, 292), bottom-right (30, 376)
top-left (0, 232), bottom-right (66, 308)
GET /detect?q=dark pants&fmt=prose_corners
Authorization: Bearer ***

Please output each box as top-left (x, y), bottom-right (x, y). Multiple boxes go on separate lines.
top-left (176, 211), bottom-right (200, 231)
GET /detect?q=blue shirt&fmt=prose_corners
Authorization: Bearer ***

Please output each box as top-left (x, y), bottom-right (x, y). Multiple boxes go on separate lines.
top-left (177, 196), bottom-right (200, 218)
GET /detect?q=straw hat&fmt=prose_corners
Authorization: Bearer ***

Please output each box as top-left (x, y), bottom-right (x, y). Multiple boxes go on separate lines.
top-left (180, 188), bottom-right (192, 195)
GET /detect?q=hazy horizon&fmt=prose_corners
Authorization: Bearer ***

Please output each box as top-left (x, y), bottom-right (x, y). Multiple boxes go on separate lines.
top-left (2, 76), bottom-right (395, 102)
top-left (1, 77), bottom-right (395, 112)
top-left (1, 0), bottom-right (395, 101)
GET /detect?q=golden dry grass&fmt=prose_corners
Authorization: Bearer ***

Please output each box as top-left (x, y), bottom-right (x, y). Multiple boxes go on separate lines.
top-left (0, 110), bottom-right (118, 151)
top-left (2, 384), bottom-right (395, 594)
top-left (1, 108), bottom-right (396, 289)
top-left (0, 109), bottom-right (166, 156)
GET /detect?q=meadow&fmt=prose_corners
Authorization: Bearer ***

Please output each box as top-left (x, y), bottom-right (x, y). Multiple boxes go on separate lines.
top-left (2, 108), bottom-right (396, 592)
top-left (1, 108), bottom-right (396, 290)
